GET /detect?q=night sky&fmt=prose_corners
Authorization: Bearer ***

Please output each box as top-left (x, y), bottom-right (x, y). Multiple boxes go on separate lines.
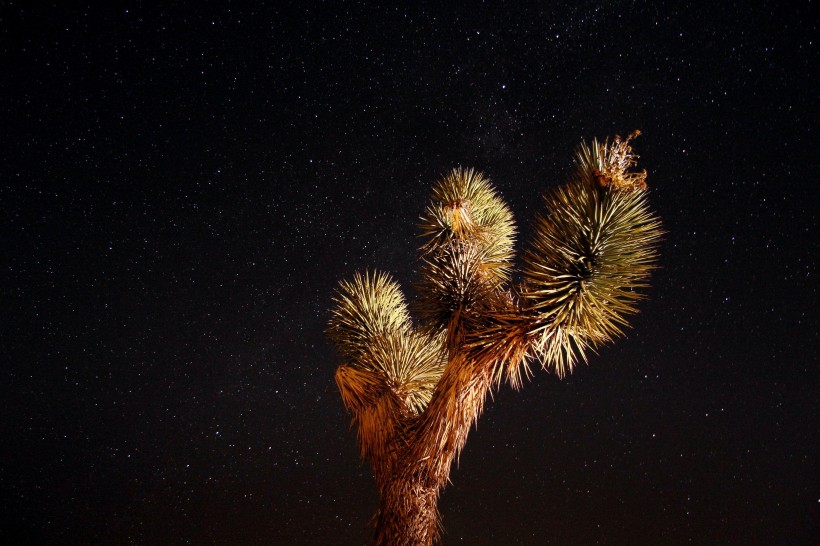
top-left (2, 2), bottom-right (818, 544)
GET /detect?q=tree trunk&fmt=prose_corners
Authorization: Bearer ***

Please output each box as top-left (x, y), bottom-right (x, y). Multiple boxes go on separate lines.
top-left (374, 478), bottom-right (441, 546)
top-left (371, 350), bottom-right (496, 545)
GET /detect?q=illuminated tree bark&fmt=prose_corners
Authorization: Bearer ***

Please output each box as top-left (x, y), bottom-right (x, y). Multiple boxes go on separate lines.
top-left (328, 133), bottom-right (662, 545)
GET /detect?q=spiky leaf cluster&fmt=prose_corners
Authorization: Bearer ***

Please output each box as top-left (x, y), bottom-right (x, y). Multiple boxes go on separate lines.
top-left (520, 133), bottom-right (663, 377)
top-left (327, 271), bottom-right (411, 360)
top-left (416, 168), bottom-right (516, 336)
top-left (328, 271), bottom-right (446, 477)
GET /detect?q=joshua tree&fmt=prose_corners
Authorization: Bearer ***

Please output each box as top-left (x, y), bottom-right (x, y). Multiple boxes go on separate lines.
top-left (327, 132), bottom-right (662, 546)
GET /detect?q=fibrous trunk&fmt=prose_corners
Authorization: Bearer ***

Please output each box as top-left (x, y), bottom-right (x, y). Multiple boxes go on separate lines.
top-left (373, 351), bottom-right (498, 545)
top-left (374, 478), bottom-right (440, 546)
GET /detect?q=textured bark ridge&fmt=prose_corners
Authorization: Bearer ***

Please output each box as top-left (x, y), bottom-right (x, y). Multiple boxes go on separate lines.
top-left (327, 133), bottom-right (663, 545)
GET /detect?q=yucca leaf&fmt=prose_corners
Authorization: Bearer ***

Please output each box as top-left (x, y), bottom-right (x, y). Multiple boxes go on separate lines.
top-left (521, 132), bottom-right (663, 376)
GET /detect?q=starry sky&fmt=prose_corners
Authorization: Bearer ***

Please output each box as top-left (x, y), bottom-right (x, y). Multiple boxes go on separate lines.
top-left (2, 1), bottom-right (818, 544)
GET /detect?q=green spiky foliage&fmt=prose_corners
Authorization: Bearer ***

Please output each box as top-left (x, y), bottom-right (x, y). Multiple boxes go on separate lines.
top-left (520, 131), bottom-right (662, 377)
top-left (416, 168), bottom-right (517, 348)
top-left (328, 272), bottom-right (446, 483)
top-left (327, 133), bottom-right (662, 546)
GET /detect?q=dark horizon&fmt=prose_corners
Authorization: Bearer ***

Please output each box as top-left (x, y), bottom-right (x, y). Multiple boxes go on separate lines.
top-left (2, 2), bottom-right (817, 544)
